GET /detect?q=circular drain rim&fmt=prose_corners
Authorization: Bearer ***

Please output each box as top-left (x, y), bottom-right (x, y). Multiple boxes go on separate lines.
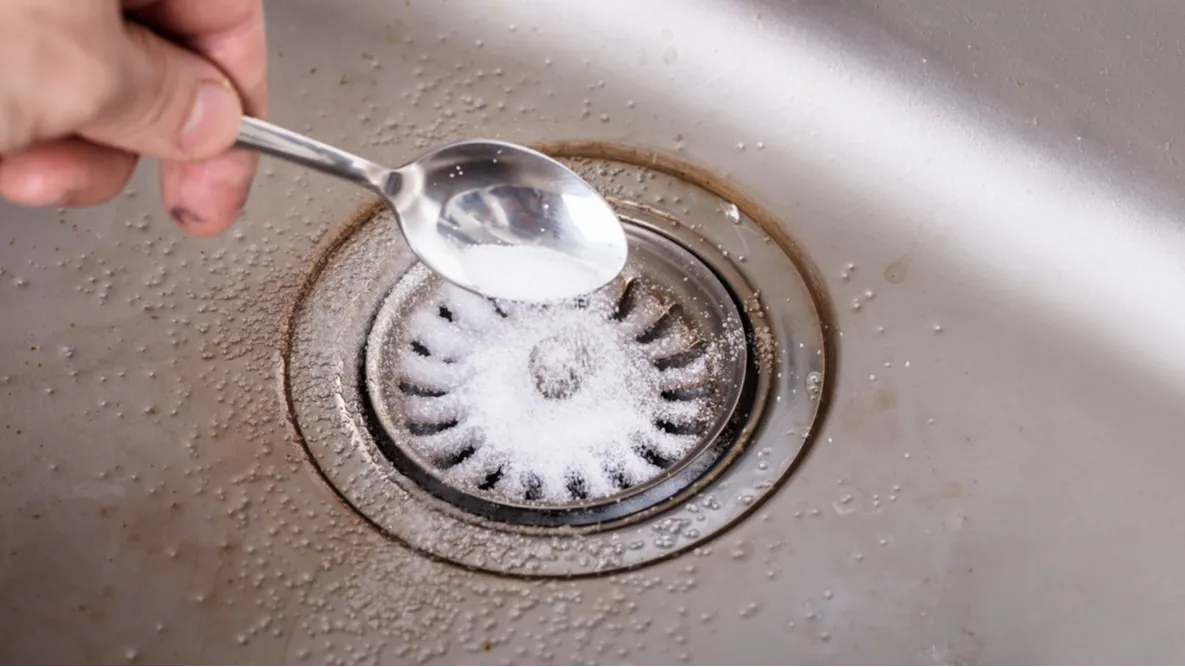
top-left (362, 222), bottom-right (754, 526)
top-left (284, 149), bottom-right (831, 577)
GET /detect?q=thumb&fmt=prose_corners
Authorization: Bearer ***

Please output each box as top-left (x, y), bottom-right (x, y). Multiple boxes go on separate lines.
top-left (81, 21), bottom-right (243, 162)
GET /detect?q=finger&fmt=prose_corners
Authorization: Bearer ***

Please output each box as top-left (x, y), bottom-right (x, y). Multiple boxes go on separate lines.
top-left (159, 152), bottom-right (256, 237)
top-left (133, 0), bottom-right (269, 116)
top-left (0, 139), bottom-right (137, 208)
top-left (135, 0), bottom-right (267, 235)
top-left (79, 21), bottom-right (243, 162)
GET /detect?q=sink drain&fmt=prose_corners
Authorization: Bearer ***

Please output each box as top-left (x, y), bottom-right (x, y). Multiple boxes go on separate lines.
top-left (364, 223), bottom-right (750, 526)
top-left (284, 147), bottom-right (830, 576)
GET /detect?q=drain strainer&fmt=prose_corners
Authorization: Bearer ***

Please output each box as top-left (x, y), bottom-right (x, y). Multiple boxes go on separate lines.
top-left (364, 224), bottom-right (749, 526)
top-left (285, 147), bottom-right (830, 576)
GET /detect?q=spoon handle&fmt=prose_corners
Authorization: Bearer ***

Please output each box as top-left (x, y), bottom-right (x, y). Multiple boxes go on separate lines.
top-left (235, 116), bottom-right (390, 192)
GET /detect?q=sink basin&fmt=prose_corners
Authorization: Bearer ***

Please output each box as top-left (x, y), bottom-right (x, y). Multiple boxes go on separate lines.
top-left (4, 0), bottom-right (1185, 662)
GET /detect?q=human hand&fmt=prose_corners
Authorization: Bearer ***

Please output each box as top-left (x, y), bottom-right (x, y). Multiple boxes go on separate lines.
top-left (0, 0), bottom-right (267, 236)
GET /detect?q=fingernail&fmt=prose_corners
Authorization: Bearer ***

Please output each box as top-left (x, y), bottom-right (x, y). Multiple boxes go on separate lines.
top-left (179, 79), bottom-right (240, 155)
top-left (169, 206), bottom-right (205, 229)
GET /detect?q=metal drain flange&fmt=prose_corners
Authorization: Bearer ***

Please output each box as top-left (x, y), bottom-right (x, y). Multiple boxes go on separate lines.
top-left (285, 150), bottom-right (829, 576)
top-left (364, 224), bottom-right (749, 527)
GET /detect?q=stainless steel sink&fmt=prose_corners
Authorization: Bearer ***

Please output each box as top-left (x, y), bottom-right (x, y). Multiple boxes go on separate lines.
top-left (4, 0), bottom-right (1185, 663)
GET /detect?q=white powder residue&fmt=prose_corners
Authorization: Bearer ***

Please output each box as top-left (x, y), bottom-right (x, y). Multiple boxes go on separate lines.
top-left (458, 244), bottom-right (608, 302)
top-left (396, 283), bottom-right (713, 502)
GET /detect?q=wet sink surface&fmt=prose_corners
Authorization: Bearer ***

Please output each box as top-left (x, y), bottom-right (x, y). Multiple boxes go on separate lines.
top-left (4, 0), bottom-right (1185, 663)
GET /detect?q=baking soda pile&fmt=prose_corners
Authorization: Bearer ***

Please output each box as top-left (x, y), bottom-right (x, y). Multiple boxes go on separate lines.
top-left (458, 244), bottom-right (607, 302)
top-left (396, 282), bottom-right (713, 502)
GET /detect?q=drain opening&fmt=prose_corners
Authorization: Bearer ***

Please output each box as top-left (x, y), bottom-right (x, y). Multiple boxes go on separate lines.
top-left (396, 279), bottom-right (712, 501)
top-left (286, 148), bottom-right (829, 575)
top-left (364, 222), bottom-right (754, 526)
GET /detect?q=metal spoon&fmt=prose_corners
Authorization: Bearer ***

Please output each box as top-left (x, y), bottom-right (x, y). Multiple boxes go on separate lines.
top-left (235, 116), bottom-right (627, 302)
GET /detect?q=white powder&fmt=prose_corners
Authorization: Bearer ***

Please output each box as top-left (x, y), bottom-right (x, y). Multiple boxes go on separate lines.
top-left (396, 283), bottom-right (711, 502)
top-left (457, 244), bottom-right (608, 302)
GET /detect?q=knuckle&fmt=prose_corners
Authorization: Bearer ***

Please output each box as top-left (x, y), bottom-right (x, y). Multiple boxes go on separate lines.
top-left (0, 3), bottom-right (140, 150)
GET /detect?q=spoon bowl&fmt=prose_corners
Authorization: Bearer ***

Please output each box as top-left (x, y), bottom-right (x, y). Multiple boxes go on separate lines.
top-left (236, 117), bottom-right (627, 302)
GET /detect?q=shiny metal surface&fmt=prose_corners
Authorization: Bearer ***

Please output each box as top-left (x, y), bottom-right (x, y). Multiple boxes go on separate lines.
top-left (283, 181), bottom-right (821, 575)
top-left (5, 0), bottom-right (1185, 663)
top-left (366, 222), bottom-right (751, 514)
top-left (236, 116), bottom-right (628, 301)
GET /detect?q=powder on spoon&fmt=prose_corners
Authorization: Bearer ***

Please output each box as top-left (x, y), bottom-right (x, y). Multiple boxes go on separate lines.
top-left (458, 244), bottom-right (606, 302)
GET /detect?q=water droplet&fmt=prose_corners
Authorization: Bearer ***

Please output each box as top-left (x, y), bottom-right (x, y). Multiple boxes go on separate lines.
top-left (903, 452), bottom-right (911, 459)
top-left (724, 203), bottom-right (741, 224)
top-left (738, 601), bottom-right (760, 618)
top-left (823, 589), bottom-right (833, 600)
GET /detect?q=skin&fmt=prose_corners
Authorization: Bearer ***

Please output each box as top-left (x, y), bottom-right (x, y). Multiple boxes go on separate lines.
top-left (0, 0), bottom-right (267, 236)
